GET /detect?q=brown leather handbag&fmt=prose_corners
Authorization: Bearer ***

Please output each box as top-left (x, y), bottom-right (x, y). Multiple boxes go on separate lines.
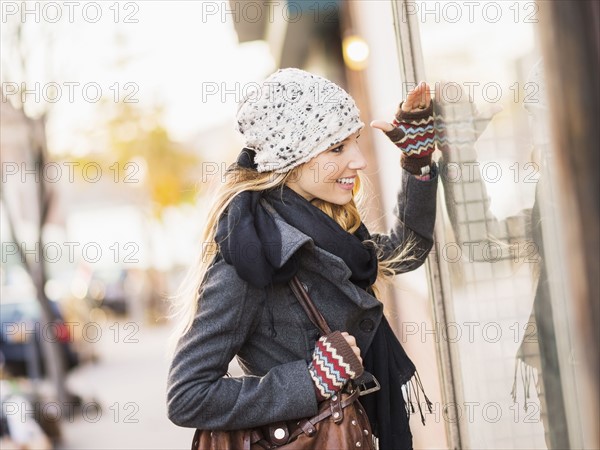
top-left (190, 276), bottom-right (378, 450)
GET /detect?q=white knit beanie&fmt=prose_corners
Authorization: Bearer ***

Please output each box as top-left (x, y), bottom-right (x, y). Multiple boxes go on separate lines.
top-left (236, 68), bottom-right (365, 173)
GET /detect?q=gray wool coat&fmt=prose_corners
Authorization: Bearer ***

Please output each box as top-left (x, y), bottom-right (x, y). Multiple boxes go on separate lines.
top-left (166, 167), bottom-right (438, 431)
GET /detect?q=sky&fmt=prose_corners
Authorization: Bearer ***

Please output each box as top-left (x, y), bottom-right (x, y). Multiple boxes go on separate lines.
top-left (2, 1), bottom-right (276, 156)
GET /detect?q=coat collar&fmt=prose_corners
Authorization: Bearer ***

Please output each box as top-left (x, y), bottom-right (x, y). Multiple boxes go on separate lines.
top-left (259, 197), bottom-right (314, 268)
top-left (259, 198), bottom-right (382, 312)
top-left (259, 198), bottom-right (359, 286)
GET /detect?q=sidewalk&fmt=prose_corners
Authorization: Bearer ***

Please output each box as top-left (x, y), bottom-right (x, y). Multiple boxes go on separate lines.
top-left (56, 319), bottom-right (228, 450)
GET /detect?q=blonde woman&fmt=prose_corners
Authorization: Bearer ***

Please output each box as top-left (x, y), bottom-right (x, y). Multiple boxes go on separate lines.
top-left (167, 68), bottom-right (437, 449)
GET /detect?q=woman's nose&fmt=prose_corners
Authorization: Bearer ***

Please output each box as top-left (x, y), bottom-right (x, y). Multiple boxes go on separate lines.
top-left (347, 143), bottom-right (367, 170)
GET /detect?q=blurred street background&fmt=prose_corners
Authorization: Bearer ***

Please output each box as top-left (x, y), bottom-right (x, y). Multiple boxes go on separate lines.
top-left (56, 320), bottom-right (196, 450)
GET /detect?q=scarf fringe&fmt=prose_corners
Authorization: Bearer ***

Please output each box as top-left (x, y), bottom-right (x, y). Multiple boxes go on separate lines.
top-left (403, 370), bottom-right (433, 426)
top-left (510, 357), bottom-right (540, 410)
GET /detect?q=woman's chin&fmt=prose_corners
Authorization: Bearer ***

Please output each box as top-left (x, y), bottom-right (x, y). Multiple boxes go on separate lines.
top-left (329, 192), bottom-right (355, 206)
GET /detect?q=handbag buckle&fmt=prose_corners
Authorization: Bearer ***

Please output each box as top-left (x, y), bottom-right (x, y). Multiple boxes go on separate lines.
top-left (357, 376), bottom-right (381, 396)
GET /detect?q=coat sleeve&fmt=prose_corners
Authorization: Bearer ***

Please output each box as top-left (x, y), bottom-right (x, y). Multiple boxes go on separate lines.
top-left (166, 259), bottom-right (319, 430)
top-left (369, 165), bottom-right (439, 274)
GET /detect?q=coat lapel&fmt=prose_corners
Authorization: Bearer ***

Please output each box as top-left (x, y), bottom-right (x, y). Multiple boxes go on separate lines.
top-left (261, 198), bottom-right (382, 311)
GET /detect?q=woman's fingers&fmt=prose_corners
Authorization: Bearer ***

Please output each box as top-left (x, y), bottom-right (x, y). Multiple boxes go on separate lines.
top-left (349, 343), bottom-right (362, 365)
top-left (341, 332), bottom-right (362, 364)
top-left (425, 81), bottom-right (432, 104)
top-left (402, 86), bottom-right (419, 111)
top-left (414, 81), bottom-right (429, 107)
top-left (370, 81), bottom-right (432, 134)
top-left (402, 81), bottom-right (432, 112)
top-left (355, 351), bottom-right (363, 365)
top-left (341, 331), bottom-right (356, 345)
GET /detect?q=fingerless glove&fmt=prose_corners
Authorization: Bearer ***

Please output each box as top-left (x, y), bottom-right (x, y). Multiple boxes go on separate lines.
top-left (384, 101), bottom-right (435, 175)
top-left (308, 331), bottom-right (364, 402)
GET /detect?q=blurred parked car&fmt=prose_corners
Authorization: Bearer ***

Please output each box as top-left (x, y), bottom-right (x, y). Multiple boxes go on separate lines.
top-left (0, 297), bottom-right (79, 379)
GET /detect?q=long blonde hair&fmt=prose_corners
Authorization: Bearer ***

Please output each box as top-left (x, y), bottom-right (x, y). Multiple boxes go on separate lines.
top-left (166, 163), bottom-right (417, 356)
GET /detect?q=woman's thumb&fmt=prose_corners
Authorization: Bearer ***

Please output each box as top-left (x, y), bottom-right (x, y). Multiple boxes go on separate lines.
top-left (370, 120), bottom-right (394, 132)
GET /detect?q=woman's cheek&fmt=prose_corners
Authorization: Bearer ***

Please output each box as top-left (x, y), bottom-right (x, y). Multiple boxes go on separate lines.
top-left (322, 161), bottom-right (340, 182)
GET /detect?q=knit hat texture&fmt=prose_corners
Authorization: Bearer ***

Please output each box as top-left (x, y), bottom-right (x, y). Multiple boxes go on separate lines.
top-left (236, 68), bottom-right (364, 173)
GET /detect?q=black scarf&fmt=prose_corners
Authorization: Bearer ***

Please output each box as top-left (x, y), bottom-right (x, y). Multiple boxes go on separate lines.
top-left (214, 149), bottom-right (432, 449)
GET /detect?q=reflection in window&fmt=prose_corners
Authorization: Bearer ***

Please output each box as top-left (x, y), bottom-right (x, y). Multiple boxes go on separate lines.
top-left (435, 60), bottom-right (567, 449)
top-left (416, 4), bottom-right (578, 448)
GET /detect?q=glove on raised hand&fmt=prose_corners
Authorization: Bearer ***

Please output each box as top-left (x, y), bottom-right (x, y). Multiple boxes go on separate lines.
top-left (384, 101), bottom-right (435, 176)
top-left (308, 330), bottom-right (364, 402)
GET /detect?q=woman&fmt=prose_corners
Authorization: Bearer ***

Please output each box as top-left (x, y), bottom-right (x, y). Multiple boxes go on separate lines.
top-left (166, 68), bottom-right (437, 449)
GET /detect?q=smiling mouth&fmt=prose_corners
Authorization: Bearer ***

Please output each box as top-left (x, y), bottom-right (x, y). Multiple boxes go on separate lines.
top-left (336, 177), bottom-right (355, 185)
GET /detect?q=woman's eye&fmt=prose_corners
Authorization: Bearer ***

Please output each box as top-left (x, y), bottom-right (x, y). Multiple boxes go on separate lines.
top-left (331, 145), bottom-right (344, 153)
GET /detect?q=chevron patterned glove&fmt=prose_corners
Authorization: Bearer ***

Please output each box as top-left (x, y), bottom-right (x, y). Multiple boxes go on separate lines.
top-left (308, 330), bottom-right (364, 402)
top-left (384, 100), bottom-right (435, 176)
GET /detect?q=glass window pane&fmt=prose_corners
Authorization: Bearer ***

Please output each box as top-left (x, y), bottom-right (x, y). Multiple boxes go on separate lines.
top-left (413, 1), bottom-right (585, 448)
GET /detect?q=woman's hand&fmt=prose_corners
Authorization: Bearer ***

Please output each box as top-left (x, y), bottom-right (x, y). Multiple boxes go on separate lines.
top-left (403, 81), bottom-right (432, 112)
top-left (341, 331), bottom-right (362, 365)
top-left (370, 81), bottom-right (432, 133)
top-left (308, 330), bottom-right (364, 402)
top-left (370, 81), bottom-right (435, 177)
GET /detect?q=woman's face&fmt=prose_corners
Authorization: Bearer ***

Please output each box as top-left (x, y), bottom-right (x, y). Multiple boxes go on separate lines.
top-left (285, 130), bottom-right (367, 205)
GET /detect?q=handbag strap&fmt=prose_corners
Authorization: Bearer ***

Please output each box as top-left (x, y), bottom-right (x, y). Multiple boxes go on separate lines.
top-left (287, 388), bottom-right (362, 442)
top-left (289, 276), bottom-right (381, 398)
top-left (288, 276), bottom-right (332, 335)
